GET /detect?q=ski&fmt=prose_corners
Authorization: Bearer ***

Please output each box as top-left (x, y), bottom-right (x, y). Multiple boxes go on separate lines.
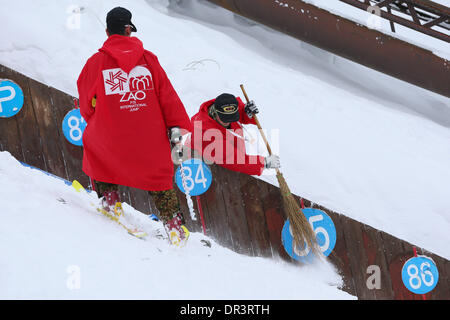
top-left (97, 206), bottom-right (148, 239)
top-left (72, 180), bottom-right (203, 247)
top-left (72, 180), bottom-right (148, 240)
top-left (71, 180), bottom-right (212, 248)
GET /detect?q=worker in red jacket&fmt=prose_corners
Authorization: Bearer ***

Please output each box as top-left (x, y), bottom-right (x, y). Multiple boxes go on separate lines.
top-left (77, 7), bottom-right (192, 245)
top-left (189, 93), bottom-right (280, 175)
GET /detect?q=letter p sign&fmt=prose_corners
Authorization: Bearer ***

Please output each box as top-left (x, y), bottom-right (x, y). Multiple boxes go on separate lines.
top-left (0, 80), bottom-right (24, 118)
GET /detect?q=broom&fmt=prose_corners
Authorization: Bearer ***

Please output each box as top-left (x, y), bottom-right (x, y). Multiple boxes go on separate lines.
top-left (240, 84), bottom-right (321, 258)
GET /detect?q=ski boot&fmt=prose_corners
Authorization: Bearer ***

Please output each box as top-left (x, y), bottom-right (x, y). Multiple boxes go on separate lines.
top-left (98, 190), bottom-right (124, 219)
top-left (164, 212), bottom-right (190, 247)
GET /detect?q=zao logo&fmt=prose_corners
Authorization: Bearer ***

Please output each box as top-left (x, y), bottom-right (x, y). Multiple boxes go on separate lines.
top-left (103, 65), bottom-right (153, 102)
top-left (122, 66), bottom-right (153, 102)
top-left (130, 76), bottom-right (152, 91)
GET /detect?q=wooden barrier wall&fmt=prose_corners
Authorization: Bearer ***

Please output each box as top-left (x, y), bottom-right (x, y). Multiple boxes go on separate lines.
top-left (1, 64), bottom-right (449, 299)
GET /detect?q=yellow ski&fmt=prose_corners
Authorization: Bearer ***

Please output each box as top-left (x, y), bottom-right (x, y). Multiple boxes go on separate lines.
top-left (72, 180), bottom-right (148, 240)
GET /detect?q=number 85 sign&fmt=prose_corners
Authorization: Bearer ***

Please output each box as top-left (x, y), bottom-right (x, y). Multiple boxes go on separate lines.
top-left (62, 109), bottom-right (86, 146)
top-left (282, 208), bottom-right (337, 263)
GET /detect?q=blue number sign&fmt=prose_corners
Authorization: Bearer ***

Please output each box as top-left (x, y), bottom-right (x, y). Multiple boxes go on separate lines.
top-left (402, 256), bottom-right (439, 294)
top-left (282, 208), bottom-right (337, 263)
top-left (62, 108), bottom-right (86, 146)
top-left (0, 80), bottom-right (24, 118)
top-left (175, 158), bottom-right (212, 196)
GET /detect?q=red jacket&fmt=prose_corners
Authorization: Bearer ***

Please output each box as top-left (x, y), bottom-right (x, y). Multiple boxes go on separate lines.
top-left (188, 97), bottom-right (265, 176)
top-left (77, 35), bottom-right (192, 191)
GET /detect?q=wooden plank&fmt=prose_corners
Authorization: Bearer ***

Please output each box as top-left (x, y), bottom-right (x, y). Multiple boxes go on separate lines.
top-left (27, 78), bottom-right (67, 179)
top-left (1, 67), bottom-right (45, 169)
top-left (0, 66), bottom-right (24, 161)
top-left (401, 243), bottom-right (449, 300)
top-left (401, 242), bottom-right (432, 300)
top-left (381, 231), bottom-right (418, 300)
top-left (340, 216), bottom-right (376, 299)
top-left (0, 115), bottom-right (23, 162)
top-left (361, 224), bottom-right (395, 299)
top-left (118, 186), bottom-right (131, 205)
top-left (217, 166), bottom-right (254, 256)
top-left (442, 257), bottom-right (450, 300)
top-left (148, 192), bottom-right (159, 217)
top-left (372, 230), bottom-right (396, 299)
top-left (443, 258), bottom-right (450, 300)
top-left (174, 183), bottom-right (203, 233)
top-left (416, 247), bottom-right (450, 300)
top-left (260, 180), bottom-right (293, 262)
top-left (128, 187), bottom-right (151, 215)
top-left (239, 173), bottom-right (272, 258)
top-left (194, 165), bottom-right (219, 236)
top-left (173, 152), bottom-right (205, 233)
top-left (198, 166), bottom-right (220, 236)
top-left (255, 179), bottom-right (276, 258)
top-left (323, 210), bottom-right (357, 297)
top-left (49, 88), bottom-right (88, 187)
top-left (195, 164), bottom-right (234, 248)
top-left (193, 196), bottom-right (207, 234)
top-left (174, 185), bottom-right (189, 225)
top-left (172, 164), bottom-right (203, 233)
top-left (16, 78), bottom-right (46, 170)
top-left (191, 196), bottom-right (205, 233)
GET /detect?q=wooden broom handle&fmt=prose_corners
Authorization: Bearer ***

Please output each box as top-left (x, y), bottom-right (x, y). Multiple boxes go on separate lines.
top-left (240, 84), bottom-right (281, 175)
top-left (240, 84), bottom-right (273, 156)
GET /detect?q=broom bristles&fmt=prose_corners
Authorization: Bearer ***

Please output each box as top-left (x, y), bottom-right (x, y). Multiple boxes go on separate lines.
top-left (277, 173), bottom-right (321, 258)
top-left (237, 85), bottom-right (320, 259)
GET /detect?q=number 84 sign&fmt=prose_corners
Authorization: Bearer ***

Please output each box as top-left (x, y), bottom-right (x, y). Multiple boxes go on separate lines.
top-left (175, 158), bottom-right (212, 196)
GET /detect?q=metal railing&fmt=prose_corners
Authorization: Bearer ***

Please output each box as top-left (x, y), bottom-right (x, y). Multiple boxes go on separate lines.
top-left (340, 0), bottom-right (450, 42)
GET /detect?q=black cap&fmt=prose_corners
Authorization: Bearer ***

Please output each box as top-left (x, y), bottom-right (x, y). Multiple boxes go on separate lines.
top-left (106, 7), bottom-right (137, 33)
top-left (213, 93), bottom-right (240, 123)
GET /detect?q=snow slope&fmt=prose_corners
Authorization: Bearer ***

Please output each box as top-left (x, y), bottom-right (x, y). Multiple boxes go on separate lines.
top-left (0, 151), bottom-right (352, 299)
top-left (0, 0), bottom-right (449, 265)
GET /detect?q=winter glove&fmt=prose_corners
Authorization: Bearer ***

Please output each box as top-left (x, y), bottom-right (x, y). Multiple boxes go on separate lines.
top-left (244, 100), bottom-right (259, 118)
top-left (169, 127), bottom-right (182, 144)
top-left (264, 155), bottom-right (280, 169)
top-left (169, 127), bottom-right (184, 164)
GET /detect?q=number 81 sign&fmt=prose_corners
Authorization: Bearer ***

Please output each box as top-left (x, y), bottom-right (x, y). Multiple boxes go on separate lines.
top-left (62, 108), bottom-right (86, 146)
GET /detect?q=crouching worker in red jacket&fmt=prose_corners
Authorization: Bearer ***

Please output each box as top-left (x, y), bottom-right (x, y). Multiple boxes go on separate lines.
top-left (77, 7), bottom-right (192, 245)
top-left (189, 93), bottom-right (280, 175)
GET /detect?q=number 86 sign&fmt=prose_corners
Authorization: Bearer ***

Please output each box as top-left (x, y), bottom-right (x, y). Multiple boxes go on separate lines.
top-left (282, 208), bottom-right (337, 263)
top-left (402, 256), bottom-right (439, 294)
top-left (62, 109), bottom-right (86, 146)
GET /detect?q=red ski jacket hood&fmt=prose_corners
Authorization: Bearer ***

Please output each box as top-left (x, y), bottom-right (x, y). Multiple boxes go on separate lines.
top-left (188, 97), bottom-right (265, 176)
top-left (99, 35), bottom-right (144, 74)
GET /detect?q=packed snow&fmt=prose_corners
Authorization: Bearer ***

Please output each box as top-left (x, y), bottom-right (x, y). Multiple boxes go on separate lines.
top-left (0, 0), bottom-right (449, 298)
top-left (0, 151), bottom-right (352, 299)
